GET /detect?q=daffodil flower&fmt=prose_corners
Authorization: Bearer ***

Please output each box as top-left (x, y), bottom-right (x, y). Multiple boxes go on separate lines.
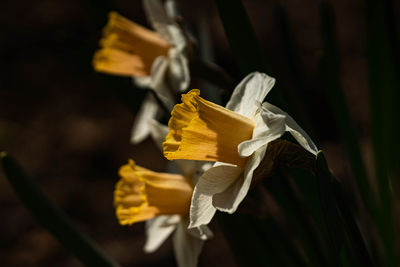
top-left (163, 72), bottom-right (318, 228)
top-left (93, 0), bottom-right (189, 144)
top-left (114, 159), bottom-right (212, 267)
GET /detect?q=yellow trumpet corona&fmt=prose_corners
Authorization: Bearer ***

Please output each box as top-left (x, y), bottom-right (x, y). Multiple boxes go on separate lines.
top-left (93, 11), bottom-right (170, 77)
top-left (163, 89), bottom-right (254, 166)
top-left (114, 160), bottom-right (192, 225)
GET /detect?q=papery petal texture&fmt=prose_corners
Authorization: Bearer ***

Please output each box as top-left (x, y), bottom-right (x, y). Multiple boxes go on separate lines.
top-left (237, 105), bottom-right (286, 157)
top-left (189, 164), bottom-right (242, 228)
top-left (173, 221), bottom-right (205, 267)
top-left (213, 146), bottom-right (267, 213)
top-left (162, 72), bottom-right (318, 231)
top-left (144, 215), bottom-right (179, 253)
top-left (226, 72), bottom-right (275, 118)
top-left (133, 56), bottom-right (175, 110)
top-left (143, 0), bottom-right (177, 44)
top-left (168, 52), bottom-right (190, 92)
top-left (261, 102), bottom-right (317, 155)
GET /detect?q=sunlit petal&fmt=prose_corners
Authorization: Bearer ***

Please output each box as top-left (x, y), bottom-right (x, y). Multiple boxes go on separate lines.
top-left (144, 215), bottom-right (179, 253)
top-left (189, 164), bottom-right (242, 228)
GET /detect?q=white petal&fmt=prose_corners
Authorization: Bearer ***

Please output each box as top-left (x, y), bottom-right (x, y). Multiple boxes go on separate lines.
top-left (166, 25), bottom-right (187, 50)
top-left (213, 146), bottom-right (267, 213)
top-left (238, 110), bottom-right (286, 157)
top-left (133, 75), bottom-right (152, 88)
top-left (151, 57), bottom-right (176, 110)
top-left (238, 136), bottom-right (278, 157)
top-left (149, 57), bottom-right (169, 89)
top-left (262, 102), bottom-right (318, 155)
top-left (149, 56), bottom-right (178, 109)
top-left (168, 51), bottom-right (190, 92)
top-left (226, 72), bottom-right (275, 118)
top-left (140, 1), bottom-right (189, 95)
top-left (130, 94), bottom-right (159, 144)
top-left (144, 215), bottom-right (179, 253)
top-left (189, 191), bottom-right (216, 229)
top-left (148, 119), bottom-right (169, 151)
top-left (143, 0), bottom-right (186, 49)
top-left (189, 164), bottom-right (242, 228)
top-left (143, 0), bottom-right (175, 43)
top-left (164, 0), bottom-right (179, 17)
top-left (133, 56), bottom-right (175, 111)
top-left (172, 221), bottom-right (205, 267)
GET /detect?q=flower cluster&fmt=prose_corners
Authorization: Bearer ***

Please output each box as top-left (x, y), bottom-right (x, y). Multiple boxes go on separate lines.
top-left (93, 1), bottom-right (317, 266)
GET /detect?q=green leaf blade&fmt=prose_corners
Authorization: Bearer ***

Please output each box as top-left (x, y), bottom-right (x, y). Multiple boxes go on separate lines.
top-left (1, 152), bottom-right (119, 267)
top-left (213, 0), bottom-right (285, 107)
top-left (318, 1), bottom-right (373, 213)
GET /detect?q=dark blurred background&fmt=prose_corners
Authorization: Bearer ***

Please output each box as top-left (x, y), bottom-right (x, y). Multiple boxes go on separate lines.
top-left (0, 0), bottom-right (379, 265)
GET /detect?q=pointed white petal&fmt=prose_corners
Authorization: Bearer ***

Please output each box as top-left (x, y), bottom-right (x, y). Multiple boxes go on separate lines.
top-left (189, 164), bottom-right (242, 228)
top-left (213, 146), bottom-right (267, 213)
top-left (226, 72), bottom-right (275, 118)
top-left (166, 25), bottom-right (187, 50)
top-left (238, 109), bottom-right (286, 157)
top-left (143, 0), bottom-right (175, 43)
top-left (144, 215), bottom-right (179, 253)
top-left (148, 56), bottom-right (169, 87)
top-left (139, 1), bottom-right (189, 95)
top-left (173, 221), bottom-right (205, 267)
top-left (133, 56), bottom-right (175, 111)
top-left (133, 75), bottom-right (152, 88)
top-left (164, 0), bottom-right (179, 17)
top-left (238, 136), bottom-right (278, 157)
top-left (152, 57), bottom-right (176, 109)
top-left (142, 0), bottom-right (186, 49)
top-left (168, 51), bottom-right (190, 92)
top-left (130, 94), bottom-right (159, 144)
top-left (189, 191), bottom-right (216, 229)
top-left (262, 102), bottom-right (318, 155)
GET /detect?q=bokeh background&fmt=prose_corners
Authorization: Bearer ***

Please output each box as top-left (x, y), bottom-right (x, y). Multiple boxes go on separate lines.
top-left (0, 0), bottom-right (386, 265)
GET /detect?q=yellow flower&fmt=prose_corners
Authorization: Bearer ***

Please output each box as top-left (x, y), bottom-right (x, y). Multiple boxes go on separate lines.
top-left (162, 72), bottom-right (318, 228)
top-left (93, 11), bottom-right (170, 77)
top-left (93, 6), bottom-right (190, 145)
top-left (163, 89), bottom-right (254, 166)
top-left (114, 159), bottom-right (192, 225)
top-left (114, 157), bottom-right (213, 267)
